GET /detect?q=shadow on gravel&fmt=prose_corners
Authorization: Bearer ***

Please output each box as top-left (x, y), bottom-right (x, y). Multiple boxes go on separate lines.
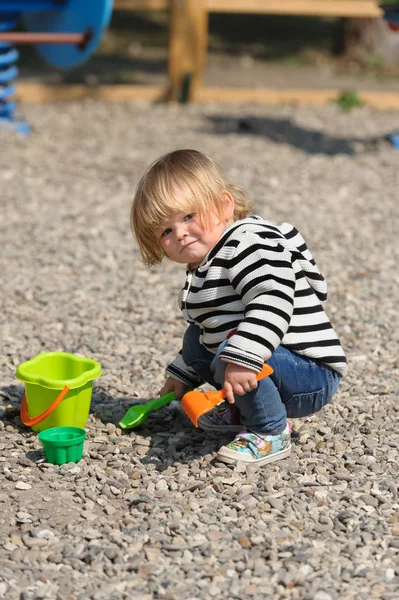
top-left (2, 387), bottom-right (296, 468)
top-left (207, 115), bottom-right (384, 155)
top-left (20, 56), bottom-right (168, 86)
top-left (0, 385), bottom-right (46, 462)
top-left (25, 448), bottom-right (46, 462)
top-left (1, 384), bottom-right (110, 432)
top-left (0, 385), bottom-right (26, 430)
top-left (93, 392), bottom-right (235, 467)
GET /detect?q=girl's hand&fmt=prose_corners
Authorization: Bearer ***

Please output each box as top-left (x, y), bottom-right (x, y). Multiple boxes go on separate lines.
top-left (223, 363), bottom-right (258, 404)
top-left (159, 377), bottom-right (190, 400)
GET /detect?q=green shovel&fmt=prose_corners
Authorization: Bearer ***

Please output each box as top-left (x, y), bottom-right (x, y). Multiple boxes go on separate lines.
top-left (119, 391), bottom-right (177, 429)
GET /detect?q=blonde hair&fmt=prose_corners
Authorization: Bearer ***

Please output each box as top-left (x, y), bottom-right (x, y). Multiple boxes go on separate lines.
top-left (131, 149), bottom-right (252, 266)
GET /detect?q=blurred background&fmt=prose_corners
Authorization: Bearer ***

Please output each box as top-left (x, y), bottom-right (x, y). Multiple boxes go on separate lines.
top-left (16, 4), bottom-right (399, 97)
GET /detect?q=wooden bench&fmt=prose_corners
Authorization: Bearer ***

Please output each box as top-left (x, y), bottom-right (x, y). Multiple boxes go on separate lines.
top-left (114, 1), bottom-right (383, 101)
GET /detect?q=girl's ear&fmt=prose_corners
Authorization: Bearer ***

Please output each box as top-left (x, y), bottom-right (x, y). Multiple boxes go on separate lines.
top-left (222, 191), bottom-right (235, 221)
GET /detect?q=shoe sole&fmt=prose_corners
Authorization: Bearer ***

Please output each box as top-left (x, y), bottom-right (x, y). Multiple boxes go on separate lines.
top-left (197, 418), bottom-right (243, 433)
top-left (216, 444), bottom-right (291, 465)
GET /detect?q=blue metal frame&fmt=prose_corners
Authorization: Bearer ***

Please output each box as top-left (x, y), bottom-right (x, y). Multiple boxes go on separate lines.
top-left (387, 133), bottom-right (399, 147)
top-left (0, 1), bottom-right (66, 12)
top-left (382, 5), bottom-right (399, 148)
top-left (23, 0), bottom-right (113, 68)
top-left (0, 0), bottom-right (113, 133)
top-left (0, 13), bottom-right (29, 132)
top-left (384, 11), bottom-right (399, 25)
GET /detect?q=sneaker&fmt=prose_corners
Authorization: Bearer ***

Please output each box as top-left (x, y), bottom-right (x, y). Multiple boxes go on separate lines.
top-left (216, 424), bottom-right (292, 465)
top-left (197, 401), bottom-right (242, 433)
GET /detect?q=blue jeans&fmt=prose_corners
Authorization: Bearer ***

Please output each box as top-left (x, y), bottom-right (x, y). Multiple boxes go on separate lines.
top-left (181, 324), bottom-right (341, 435)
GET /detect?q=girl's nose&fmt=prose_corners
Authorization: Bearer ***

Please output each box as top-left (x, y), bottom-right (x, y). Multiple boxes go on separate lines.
top-left (175, 223), bottom-right (188, 240)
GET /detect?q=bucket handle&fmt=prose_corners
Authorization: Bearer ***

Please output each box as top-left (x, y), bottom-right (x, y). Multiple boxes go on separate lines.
top-left (20, 385), bottom-right (70, 427)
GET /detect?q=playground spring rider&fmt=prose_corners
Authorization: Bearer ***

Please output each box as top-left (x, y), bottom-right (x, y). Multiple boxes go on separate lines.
top-left (0, 0), bottom-right (113, 133)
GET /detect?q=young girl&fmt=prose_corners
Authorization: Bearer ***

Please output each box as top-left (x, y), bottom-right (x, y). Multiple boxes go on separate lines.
top-left (131, 149), bottom-right (347, 466)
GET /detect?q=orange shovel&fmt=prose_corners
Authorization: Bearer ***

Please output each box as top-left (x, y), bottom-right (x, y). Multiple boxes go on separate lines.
top-left (182, 363), bottom-right (274, 427)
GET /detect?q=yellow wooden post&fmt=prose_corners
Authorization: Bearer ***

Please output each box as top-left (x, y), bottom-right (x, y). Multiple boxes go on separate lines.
top-left (168, 0), bottom-right (208, 102)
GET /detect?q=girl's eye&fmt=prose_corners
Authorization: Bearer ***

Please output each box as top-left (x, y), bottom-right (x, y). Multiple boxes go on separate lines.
top-left (184, 213), bottom-right (195, 222)
top-left (161, 228), bottom-right (172, 238)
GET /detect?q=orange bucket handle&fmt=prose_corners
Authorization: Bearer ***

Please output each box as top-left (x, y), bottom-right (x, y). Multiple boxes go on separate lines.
top-left (20, 385), bottom-right (70, 427)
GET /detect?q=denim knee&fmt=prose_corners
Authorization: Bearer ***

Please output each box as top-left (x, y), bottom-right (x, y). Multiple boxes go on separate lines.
top-left (283, 366), bottom-right (341, 418)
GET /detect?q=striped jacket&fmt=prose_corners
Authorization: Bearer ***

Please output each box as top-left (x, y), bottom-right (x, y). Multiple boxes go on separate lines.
top-left (166, 216), bottom-right (347, 387)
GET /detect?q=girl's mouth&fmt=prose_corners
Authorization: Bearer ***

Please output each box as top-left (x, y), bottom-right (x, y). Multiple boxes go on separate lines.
top-left (181, 240), bottom-right (197, 251)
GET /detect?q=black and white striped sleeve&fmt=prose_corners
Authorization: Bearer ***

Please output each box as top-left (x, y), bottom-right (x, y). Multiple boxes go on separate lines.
top-left (219, 235), bottom-right (295, 372)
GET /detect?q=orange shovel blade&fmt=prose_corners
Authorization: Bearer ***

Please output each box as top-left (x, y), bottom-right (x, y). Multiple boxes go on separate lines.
top-left (182, 363), bottom-right (273, 427)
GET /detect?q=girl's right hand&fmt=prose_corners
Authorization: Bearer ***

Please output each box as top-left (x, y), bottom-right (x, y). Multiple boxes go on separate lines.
top-left (159, 377), bottom-right (190, 400)
top-left (223, 362), bottom-right (259, 404)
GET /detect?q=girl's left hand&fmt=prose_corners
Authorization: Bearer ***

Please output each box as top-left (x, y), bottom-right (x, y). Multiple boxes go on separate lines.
top-left (159, 377), bottom-right (190, 400)
top-left (223, 362), bottom-right (258, 404)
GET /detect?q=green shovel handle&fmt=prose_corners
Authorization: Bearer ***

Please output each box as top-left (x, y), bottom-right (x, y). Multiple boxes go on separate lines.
top-left (146, 391), bottom-right (177, 411)
top-left (148, 389), bottom-right (195, 410)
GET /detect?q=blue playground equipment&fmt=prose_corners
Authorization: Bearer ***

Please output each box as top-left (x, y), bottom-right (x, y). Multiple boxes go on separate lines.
top-left (383, 2), bottom-right (399, 31)
top-left (382, 3), bottom-right (399, 148)
top-left (0, 0), bottom-right (113, 133)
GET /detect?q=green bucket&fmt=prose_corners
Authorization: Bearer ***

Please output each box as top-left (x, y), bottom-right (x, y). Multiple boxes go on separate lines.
top-left (16, 352), bottom-right (102, 432)
top-left (38, 426), bottom-right (87, 465)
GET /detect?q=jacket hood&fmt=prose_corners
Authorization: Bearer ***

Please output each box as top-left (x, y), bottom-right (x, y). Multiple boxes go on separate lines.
top-left (204, 215), bottom-right (328, 302)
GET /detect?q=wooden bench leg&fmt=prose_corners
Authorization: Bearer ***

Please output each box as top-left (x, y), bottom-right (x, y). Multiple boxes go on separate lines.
top-left (168, 0), bottom-right (208, 102)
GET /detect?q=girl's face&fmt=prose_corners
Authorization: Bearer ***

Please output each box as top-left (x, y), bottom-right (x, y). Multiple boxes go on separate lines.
top-left (156, 193), bottom-right (234, 268)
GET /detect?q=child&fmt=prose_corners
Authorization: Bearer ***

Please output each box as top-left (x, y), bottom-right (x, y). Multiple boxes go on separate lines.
top-left (131, 149), bottom-right (347, 465)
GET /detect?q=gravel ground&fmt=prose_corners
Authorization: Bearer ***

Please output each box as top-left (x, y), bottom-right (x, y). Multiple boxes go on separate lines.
top-left (1, 100), bottom-right (398, 600)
